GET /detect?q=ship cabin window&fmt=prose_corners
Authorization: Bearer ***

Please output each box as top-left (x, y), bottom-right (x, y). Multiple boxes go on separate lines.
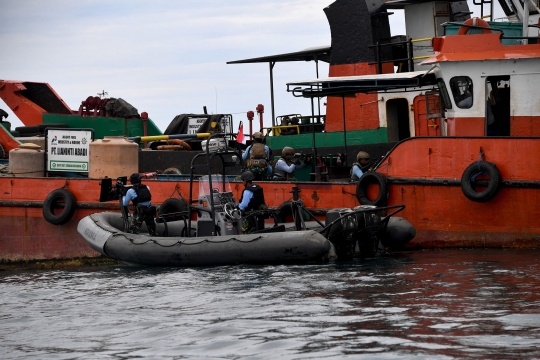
top-left (436, 78), bottom-right (452, 110)
top-left (450, 76), bottom-right (473, 109)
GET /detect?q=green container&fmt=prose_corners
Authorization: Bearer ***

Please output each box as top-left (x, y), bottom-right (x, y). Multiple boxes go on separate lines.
top-left (445, 21), bottom-right (523, 45)
top-left (42, 113), bottom-right (163, 139)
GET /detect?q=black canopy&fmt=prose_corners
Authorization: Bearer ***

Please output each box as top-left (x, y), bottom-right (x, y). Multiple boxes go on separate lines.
top-left (226, 46), bottom-right (331, 65)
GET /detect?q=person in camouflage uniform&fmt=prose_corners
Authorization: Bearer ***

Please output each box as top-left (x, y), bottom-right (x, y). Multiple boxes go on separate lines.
top-left (241, 132), bottom-right (272, 181)
top-left (237, 171), bottom-right (268, 233)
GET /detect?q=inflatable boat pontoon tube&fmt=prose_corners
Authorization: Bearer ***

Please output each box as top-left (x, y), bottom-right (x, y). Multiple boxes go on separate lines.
top-left (78, 212), bottom-right (331, 267)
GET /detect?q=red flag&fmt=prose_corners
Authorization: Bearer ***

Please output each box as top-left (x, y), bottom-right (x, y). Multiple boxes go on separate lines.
top-left (236, 121), bottom-right (246, 144)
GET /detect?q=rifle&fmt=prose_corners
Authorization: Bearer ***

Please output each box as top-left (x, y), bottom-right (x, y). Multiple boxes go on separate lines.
top-left (293, 152), bottom-right (312, 165)
top-left (98, 176), bottom-right (132, 230)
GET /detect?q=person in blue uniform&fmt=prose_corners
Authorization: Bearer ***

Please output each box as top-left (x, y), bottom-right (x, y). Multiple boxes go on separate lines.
top-left (237, 171), bottom-right (268, 233)
top-left (272, 147), bottom-right (307, 181)
top-left (122, 173), bottom-right (157, 236)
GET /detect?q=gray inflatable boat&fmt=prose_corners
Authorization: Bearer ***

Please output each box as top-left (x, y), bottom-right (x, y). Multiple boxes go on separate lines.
top-left (78, 212), bottom-right (331, 267)
top-left (80, 150), bottom-right (414, 266)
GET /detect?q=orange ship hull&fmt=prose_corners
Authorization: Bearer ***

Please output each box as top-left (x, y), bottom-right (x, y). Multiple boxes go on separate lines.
top-left (2, 136), bottom-right (540, 262)
top-left (0, 177), bottom-right (359, 262)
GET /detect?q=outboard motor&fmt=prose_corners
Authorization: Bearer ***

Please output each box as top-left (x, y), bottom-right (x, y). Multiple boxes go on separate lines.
top-left (325, 208), bottom-right (359, 260)
top-left (325, 203), bottom-right (415, 260)
top-left (353, 205), bottom-right (384, 258)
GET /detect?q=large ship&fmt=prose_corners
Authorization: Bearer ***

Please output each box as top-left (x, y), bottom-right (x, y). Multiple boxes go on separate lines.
top-left (1, 0), bottom-right (539, 262)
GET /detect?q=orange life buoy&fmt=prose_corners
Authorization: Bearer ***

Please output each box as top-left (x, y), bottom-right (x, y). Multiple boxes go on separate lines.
top-left (457, 17), bottom-right (492, 35)
top-left (166, 139), bottom-right (192, 150)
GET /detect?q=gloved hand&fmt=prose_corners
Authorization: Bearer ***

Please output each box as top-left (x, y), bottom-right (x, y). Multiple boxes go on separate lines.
top-left (233, 206), bottom-right (242, 219)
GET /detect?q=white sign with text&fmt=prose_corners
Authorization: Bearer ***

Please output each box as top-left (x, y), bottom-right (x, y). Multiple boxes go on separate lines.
top-left (47, 129), bottom-right (92, 172)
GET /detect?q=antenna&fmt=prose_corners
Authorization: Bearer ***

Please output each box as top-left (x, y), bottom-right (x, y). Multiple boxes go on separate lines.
top-left (97, 90), bottom-right (108, 99)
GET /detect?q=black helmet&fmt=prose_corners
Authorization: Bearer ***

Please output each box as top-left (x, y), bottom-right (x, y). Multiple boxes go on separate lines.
top-left (129, 173), bottom-right (141, 184)
top-left (240, 171), bottom-right (255, 182)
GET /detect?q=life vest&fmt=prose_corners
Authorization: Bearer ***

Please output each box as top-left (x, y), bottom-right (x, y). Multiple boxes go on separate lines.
top-left (246, 143), bottom-right (268, 168)
top-left (239, 184), bottom-right (266, 211)
top-left (132, 184), bottom-right (151, 205)
top-left (273, 157), bottom-right (293, 180)
top-left (250, 143), bottom-right (267, 159)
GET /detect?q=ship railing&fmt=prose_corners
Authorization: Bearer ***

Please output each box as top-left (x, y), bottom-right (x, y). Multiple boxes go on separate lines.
top-left (262, 125), bottom-right (300, 137)
top-left (368, 36), bottom-right (433, 74)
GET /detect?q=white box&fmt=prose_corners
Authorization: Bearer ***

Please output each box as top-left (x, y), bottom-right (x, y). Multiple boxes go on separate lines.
top-left (201, 138), bottom-right (228, 153)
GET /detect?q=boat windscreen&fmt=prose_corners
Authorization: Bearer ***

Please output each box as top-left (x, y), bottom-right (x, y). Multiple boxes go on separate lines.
top-left (199, 175), bottom-right (233, 196)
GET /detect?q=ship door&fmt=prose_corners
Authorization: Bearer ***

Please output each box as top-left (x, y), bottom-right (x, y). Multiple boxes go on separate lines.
top-left (486, 76), bottom-right (510, 136)
top-left (413, 92), bottom-right (442, 136)
top-left (386, 98), bottom-right (410, 141)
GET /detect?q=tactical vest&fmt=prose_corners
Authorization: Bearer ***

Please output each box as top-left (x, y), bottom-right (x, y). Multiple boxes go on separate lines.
top-left (132, 184), bottom-right (151, 205)
top-left (250, 143), bottom-right (266, 159)
top-left (239, 184), bottom-right (266, 211)
top-left (245, 143), bottom-right (268, 168)
top-left (273, 157), bottom-right (293, 180)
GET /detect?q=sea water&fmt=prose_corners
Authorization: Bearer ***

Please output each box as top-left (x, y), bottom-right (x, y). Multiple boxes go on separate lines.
top-left (1, 249), bottom-right (540, 359)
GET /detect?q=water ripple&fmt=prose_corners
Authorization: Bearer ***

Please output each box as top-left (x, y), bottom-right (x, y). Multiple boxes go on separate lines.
top-left (1, 249), bottom-right (540, 359)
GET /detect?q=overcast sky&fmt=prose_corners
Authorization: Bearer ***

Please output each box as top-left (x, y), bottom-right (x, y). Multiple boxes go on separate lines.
top-left (1, 0), bottom-right (490, 132)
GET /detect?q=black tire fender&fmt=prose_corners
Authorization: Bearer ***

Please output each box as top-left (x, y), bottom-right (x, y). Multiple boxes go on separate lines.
top-left (356, 172), bottom-right (389, 206)
top-left (158, 198), bottom-right (189, 219)
top-left (461, 161), bottom-right (502, 202)
top-left (42, 188), bottom-right (77, 225)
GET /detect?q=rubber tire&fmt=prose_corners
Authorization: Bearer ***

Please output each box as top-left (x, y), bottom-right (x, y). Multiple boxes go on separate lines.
top-left (42, 189), bottom-right (77, 225)
top-left (38, 124), bottom-right (68, 132)
top-left (17, 132), bottom-right (41, 138)
top-left (461, 161), bottom-right (502, 202)
top-left (356, 172), bottom-right (389, 206)
top-left (158, 198), bottom-right (189, 217)
top-left (15, 125), bottom-right (40, 134)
